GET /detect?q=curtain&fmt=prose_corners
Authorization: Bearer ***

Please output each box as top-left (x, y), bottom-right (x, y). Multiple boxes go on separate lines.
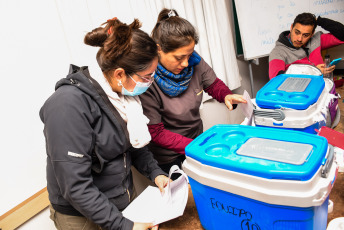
top-left (54, 0), bottom-right (242, 90)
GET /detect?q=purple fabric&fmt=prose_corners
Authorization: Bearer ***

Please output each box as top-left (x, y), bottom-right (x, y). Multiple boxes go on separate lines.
top-left (328, 84), bottom-right (339, 124)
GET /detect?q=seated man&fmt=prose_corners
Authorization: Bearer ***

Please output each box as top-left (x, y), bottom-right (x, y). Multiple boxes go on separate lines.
top-left (269, 13), bottom-right (344, 79)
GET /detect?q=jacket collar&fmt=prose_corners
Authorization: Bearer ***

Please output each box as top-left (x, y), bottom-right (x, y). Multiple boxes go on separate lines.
top-left (55, 65), bottom-right (131, 150)
top-left (278, 31), bottom-right (295, 48)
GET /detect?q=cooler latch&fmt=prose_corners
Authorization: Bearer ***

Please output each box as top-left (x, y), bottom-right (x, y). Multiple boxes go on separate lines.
top-left (321, 145), bottom-right (334, 178)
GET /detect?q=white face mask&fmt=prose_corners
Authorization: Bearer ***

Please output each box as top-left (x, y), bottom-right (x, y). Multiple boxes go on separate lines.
top-left (120, 73), bottom-right (154, 96)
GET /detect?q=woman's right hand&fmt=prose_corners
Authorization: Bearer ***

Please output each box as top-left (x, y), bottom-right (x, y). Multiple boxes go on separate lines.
top-left (133, 222), bottom-right (158, 230)
top-left (224, 94), bottom-right (247, 111)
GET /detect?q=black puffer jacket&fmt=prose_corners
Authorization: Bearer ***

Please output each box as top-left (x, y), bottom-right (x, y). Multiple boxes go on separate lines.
top-left (40, 65), bottom-right (166, 230)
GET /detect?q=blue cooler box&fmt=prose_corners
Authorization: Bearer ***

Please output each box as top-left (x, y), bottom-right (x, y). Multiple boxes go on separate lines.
top-left (183, 125), bottom-right (337, 230)
top-left (254, 74), bottom-right (328, 133)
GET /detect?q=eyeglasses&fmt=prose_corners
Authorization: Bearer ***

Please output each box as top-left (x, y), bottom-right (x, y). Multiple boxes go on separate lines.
top-left (134, 71), bottom-right (155, 84)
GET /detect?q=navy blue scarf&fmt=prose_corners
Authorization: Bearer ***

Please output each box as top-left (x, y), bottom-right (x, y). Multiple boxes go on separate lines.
top-left (154, 51), bottom-right (201, 97)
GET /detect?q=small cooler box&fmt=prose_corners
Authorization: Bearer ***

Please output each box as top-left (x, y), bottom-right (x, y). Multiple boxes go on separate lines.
top-left (254, 74), bottom-right (328, 134)
top-left (183, 125), bottom-right (337, 230)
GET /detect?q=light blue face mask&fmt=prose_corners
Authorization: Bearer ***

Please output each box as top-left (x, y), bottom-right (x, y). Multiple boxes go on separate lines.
top-left (120, 74), bottom-right (153, 96)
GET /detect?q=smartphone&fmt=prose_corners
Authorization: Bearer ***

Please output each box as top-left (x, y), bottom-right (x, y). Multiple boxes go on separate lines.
top-left (330, 58), bottom-right (342, 66)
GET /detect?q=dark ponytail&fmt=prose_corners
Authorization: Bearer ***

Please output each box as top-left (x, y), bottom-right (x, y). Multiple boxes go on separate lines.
top-left (84, 18), bottom-right (157, 79)
top-left (83, 27), bottom-right (107, 47)
top-left (151, 8), bottom-right (199, 53)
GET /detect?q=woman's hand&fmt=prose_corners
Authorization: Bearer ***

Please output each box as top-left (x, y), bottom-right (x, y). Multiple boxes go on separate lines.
top-left (154, 175), bottom-right (171, 195)
top-left (316, 64), bottom-right (335, 75)
top-left (224, 94), bottom-right (247, 111)
top-left (133, 222), bottom-right (159, 230)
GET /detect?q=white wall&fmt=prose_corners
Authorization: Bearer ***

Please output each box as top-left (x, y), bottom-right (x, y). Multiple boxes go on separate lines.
top-left (1, 0), bottom-right (268, 229)
top-left (0, 0), bottom-right (71, 217)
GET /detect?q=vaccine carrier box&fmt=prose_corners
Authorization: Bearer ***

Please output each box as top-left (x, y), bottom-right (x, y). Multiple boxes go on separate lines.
top-left (254, 74), bottom-right (328, 134)
top-left (183, 125), bottom-right (337, 230)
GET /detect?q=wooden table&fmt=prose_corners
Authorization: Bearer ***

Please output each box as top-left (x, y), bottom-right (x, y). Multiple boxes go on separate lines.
top-left (160, 84), bottom-right (344, 230)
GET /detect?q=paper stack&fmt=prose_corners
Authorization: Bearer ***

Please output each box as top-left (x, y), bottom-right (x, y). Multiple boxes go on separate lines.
top-left (122, 165), bottom-right (189, 225)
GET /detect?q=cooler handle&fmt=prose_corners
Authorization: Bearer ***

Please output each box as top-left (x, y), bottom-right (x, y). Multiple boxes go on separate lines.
top-left (321, 145), bottom-right (334, 178)
top-left (312, 190), bottom-right (329, 204)
top-left (199, 133), bottom-right (217, 146)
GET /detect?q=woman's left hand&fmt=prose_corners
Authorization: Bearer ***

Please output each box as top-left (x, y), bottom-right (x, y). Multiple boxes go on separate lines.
top-left (154, 175), bottom-right (171, 195)
top-left (224, 94), bottom-right (247, 111)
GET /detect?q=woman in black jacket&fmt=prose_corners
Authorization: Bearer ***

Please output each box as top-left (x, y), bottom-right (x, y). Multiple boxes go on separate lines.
top-left (40, 17), bottom-right (169, 230)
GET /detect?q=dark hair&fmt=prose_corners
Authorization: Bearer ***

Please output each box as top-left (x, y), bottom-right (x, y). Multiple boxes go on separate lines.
top-left (84, 18), bottom-right (158, 79)
top-left (151, 8), bottom-right (199, 53)
top-left (292, 13), bottom-right (317, 33)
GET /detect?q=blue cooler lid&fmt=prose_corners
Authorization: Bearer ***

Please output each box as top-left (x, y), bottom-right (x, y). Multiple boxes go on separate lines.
top-left (256, 74), bottom-right (325, 110)
top-left (185, 125), bottom-right (328, 181)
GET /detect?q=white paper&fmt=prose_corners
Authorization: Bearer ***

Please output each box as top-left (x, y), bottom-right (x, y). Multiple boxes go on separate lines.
top-left (238, 91), bottom-right (254, 126)
top-left (334, 147), bottom-right (344, 173)
top-left (122, 165), bottom-right (189, 225)
top-left (239, 90), bottom-right (254, 119)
